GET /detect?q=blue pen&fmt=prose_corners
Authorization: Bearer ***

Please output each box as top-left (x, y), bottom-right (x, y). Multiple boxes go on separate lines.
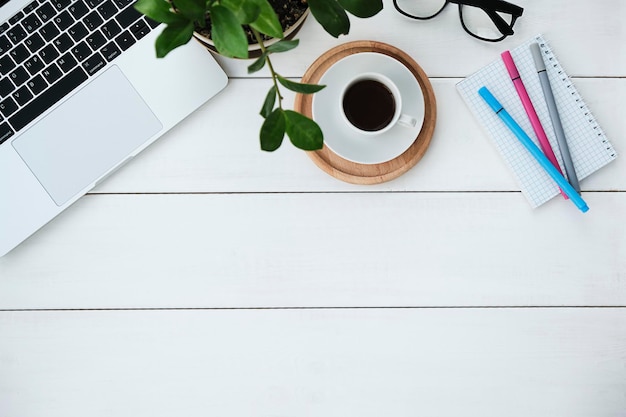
top-left (478, 86), bottom-right (589, 213)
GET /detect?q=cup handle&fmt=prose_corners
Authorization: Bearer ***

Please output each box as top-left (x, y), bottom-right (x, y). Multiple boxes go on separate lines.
top-left (398, 113), bottom-right (418, 128)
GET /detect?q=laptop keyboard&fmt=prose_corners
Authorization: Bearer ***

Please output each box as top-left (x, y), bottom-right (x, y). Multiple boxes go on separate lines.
top-left (0, 0), bottom-right (158, 146)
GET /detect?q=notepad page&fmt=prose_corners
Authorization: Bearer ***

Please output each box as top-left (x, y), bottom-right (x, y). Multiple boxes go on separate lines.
top-left (456, 34), bottom-right (617, 208)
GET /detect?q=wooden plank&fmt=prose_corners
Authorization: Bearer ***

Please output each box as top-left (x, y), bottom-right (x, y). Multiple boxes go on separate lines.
top-left (93, 78), bottom-right (625, 194)
top-left (1, 193), bottom-right (624, 309)
top-left (212, 0), bottom-right (626, 78)
top-left (1, 308), bottom-right (625, 417)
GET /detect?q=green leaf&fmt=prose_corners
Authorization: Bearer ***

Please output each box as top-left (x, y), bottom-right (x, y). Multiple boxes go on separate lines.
top-left (210, 5), bottom-right (249, 58)
top-left (134, 0), bottom-right (187, 24)
top-left (248, 0), bottom-right (283, 39)
top-left (221, 0), bottom-right (261, 24)
top-left (284, 110), bottom-right (323, 151)
top-left (266, 39), bottom-right (299, 53)
top-left (259, 85), bottom-right (276, 118)
top-left (260, 108), bottom-right (286, 151)
top-left (277, 75), bottom-right (325, 94)
top-left (171, 0), bottom-right (205, 21)
top-left (155, 21), bottom-right (195, 57)
top-left (308, 0), bottom-right (350, 38)
top-left (247, 52), bottom-right (267, 73)
top-left (337, 0), bottom-right (383, 18)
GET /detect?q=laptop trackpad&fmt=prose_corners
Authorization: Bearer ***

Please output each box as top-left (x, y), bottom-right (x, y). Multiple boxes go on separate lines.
top-left (13, 65), bottom-right (162, 206)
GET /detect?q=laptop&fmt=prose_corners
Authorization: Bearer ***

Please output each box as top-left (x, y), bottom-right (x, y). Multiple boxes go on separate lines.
top-left (0, 0), bottom-right (228, 256)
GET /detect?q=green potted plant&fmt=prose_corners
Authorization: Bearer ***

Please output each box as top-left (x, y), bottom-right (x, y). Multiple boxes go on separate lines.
top-left (134, 0), bottom-right (383, 151)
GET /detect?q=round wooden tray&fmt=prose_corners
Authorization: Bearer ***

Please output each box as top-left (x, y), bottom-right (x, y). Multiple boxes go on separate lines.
top-left (294, 41), bottom-right (437, 184)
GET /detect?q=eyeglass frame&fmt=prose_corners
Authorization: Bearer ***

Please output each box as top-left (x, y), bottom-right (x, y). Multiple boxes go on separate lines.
top-left (392, 0), bottom-right (524, 42)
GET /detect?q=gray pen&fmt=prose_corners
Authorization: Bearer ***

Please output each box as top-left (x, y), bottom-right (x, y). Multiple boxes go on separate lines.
top-left (530, 42), bottom-right (581, 192)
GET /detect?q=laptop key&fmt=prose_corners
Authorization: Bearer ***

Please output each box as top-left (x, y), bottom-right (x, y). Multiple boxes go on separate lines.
top-left (68, 0), bottom-right (89, 19)
top-left (9, 66), bottom-right (88, 130)
top-left (24, 55), bottom-right (45, 75)
top-left (24, 0), bottom-right (39, 13)
top-left (54, 10), bottom-right (74, 31)
top-left (130, 19), bottom-right (149, 40)
top-left (71, 41), bottom-right (91, 61)
top-left (0, 77), bottom-right (15, 97)
top-left (36, 2), bottom-right (57, 22)
top-left (115, 6), bottom-right (140, 28)
top-left (39, 43), bottom-right (60, 64)
top-left (97, 1), bottom-right (117, 20)
top-left (101, 20), bottom-right (121, 38)
top-left (8, 66), bottom-right (29, 86)
top-left (114, 30), bottom-right (134, 51)
top-left (112, 0), bottom-right (132, 8)
top-left (0, 122), bottom-right (14, 145)
top-left (68, 21), bottom-right (88, 41)
top-left (7, 25), bottom-right (27, 44)
top-left (8, 12), bottom-right (25, 26)
top-left (25, 32), bottom-right (45, 53)
top-left (12, 85), bottom-right (33, 106)
top-left (40, 21), bottom-right (60, 41)
top-left (56, 52), bottom-right (77, 72)
top-left (51, 0), bottom-right (72, 11)
top-left (86, 30), bottom-right (106, 50)
top-left (27, 74), bottom-right (48, 95)
top-left (53, 33), bottom-right (73, 53)
top-left (0, 96), bottom-right (18, 118)
top-left (0, 55), bottom-right (16, 76)
top-left (0, 23), bottom-right (8, 36)
top-left (86, 0), bottom-right (105, 8)
top-left (42, 62), bottom-right (62, 83)
top-left (83, 11), bottom-right (103, 31)
top-left (82, 52), bottom-right (105, 75)
top-left (9, 44), bottom-right (30, 63)
top-left (100, 40), bottom-right (119, 61)
top-left (0, 35), bottom-right (12, 54)
top-left (22, 13), bottom-right (43, 33)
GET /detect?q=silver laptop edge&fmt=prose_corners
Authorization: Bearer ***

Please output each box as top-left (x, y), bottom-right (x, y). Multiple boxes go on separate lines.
top-left (0, 0), bottom-right (228, 256)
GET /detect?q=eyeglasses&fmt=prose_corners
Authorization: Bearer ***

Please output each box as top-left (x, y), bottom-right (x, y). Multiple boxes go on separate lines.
top-left (393, 0), bottom-right (524, 42)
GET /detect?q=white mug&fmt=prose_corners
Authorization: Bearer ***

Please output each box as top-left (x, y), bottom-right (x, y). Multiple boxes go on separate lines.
top-left (340, 72), bottom-right (417, 136)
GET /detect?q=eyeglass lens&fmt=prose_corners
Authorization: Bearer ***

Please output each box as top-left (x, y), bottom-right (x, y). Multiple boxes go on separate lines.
top-left (393, 0), bottom-right (448, 19)
top-left (460, 6), bottom-right (516, 41)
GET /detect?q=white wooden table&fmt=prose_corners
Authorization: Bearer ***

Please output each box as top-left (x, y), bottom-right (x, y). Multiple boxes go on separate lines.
top-left (1, 1), bottom-right (625, 416)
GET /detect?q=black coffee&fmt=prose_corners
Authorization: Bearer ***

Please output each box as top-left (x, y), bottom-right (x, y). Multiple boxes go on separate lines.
top-left (342, 79), bottom-right (396, 132)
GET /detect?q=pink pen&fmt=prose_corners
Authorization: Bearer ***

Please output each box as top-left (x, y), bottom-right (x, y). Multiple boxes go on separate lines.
top-left (501, 50), bottom-right (567, 199)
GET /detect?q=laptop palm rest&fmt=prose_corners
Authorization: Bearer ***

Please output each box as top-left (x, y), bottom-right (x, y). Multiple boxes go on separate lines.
top-left (12, 65), bottom-right (162, 206)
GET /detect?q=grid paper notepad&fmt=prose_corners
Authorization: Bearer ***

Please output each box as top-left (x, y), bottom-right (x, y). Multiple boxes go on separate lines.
top-left (456, 34), bottom-right (617, 208)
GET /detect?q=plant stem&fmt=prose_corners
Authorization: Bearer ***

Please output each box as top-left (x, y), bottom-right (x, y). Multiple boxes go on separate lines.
top-left (251, 27), bottom-right (283, 109)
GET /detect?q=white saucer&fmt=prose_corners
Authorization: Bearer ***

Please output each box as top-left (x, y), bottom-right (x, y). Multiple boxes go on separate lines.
top-left (312, 52), bottom-right (425, 165)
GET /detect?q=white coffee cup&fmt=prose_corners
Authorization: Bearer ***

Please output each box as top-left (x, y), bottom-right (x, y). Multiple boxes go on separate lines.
top-left (340, 72), bottom-right (417, 136)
